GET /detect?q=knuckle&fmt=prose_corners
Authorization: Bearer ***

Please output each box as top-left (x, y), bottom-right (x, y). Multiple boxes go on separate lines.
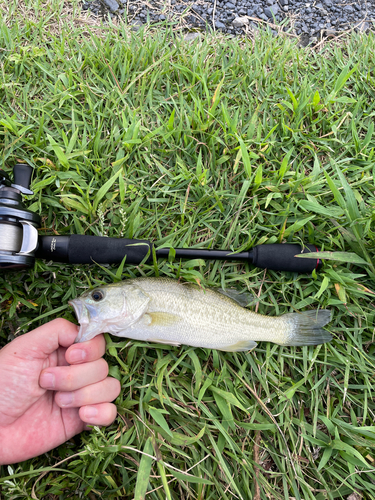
top-left (84, 385), bottom-right (93, 402)
top-left (51, 318), bottom-right (72, 329)
top-left (64, 369), bottom-right (75, 390)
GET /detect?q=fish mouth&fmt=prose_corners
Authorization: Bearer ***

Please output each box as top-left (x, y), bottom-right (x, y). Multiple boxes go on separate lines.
top-left (69, 299), bottom-right (102, 343)
top-left (69, 299), bottom-right (84, 323)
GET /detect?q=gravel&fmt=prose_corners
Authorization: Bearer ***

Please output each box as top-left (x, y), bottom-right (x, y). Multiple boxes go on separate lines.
top-left (81, 0), bottom-right (375, 46)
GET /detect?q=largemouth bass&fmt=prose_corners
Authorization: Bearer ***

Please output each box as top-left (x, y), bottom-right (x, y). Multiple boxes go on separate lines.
top-left (69, 278), bottom-right (332, 351)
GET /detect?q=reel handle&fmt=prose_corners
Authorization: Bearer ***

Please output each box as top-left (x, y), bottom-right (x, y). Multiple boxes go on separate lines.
top-left (13, 163), bottom-right (34, 194)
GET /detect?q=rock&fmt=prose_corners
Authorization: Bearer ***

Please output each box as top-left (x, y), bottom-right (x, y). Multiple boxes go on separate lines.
top-left (215, 20), bottom-right (226, 29)
top-left (184, 32), bottom-right (201, 42)
top-left (347, 493), bottom-right (362, 500)
top-left (324, 29), bottom-right (337, 37)
top-left (232, 16), bottom-right (249, 27)
top-left (264, 5), bottom-right (279, 18)
top-left (102, 0), bottom-right (119, 12)
top-left (299, 33), bottom-right (310, 46)
top-left (82, 0), bottom-right (373, 44)
top-left (355, 20), bottom-right (369, 32)
top-left (131, 20), bottom-right (143, 31)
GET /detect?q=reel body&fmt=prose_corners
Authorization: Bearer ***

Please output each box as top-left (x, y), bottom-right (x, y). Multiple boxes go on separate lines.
top-left (0, 164), bottom-right (40, 269)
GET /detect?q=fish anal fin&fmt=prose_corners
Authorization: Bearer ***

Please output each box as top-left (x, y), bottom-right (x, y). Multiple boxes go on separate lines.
top-left (146, 338), bottom-right (181, 347)
top-left (217, 340), bottom-right (257, 352)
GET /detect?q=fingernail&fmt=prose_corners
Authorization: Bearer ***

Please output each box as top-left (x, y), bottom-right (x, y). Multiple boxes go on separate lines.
top-left (69, 349), bottom-right (86, 363)
top-left (84, 406), bottom-right (98, 419)
top-left (40, 372), bottom-right (55, 389)
top-left (58, 392), bottom-right (74, 406)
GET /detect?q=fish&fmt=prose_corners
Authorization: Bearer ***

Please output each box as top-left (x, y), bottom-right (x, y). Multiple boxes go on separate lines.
top-left (69, 277), bottom-right (332, 351)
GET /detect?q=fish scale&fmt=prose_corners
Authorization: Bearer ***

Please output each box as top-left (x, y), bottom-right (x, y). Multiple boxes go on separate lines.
top-left (69, 277), bottom-right (332, 351)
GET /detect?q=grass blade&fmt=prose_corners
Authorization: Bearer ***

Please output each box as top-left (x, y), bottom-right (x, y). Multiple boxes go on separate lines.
top-left (296, 251), bottom-right (369, 265)
top-left (134, 438), bottom-right (155, 500)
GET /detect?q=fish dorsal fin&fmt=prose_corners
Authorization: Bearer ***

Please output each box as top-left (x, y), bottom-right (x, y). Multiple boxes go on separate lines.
top-left (215, 288), bottom-right (252, 308)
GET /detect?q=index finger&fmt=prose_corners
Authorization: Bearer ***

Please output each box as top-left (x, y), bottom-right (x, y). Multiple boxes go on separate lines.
top-left (65, 333), bottom-right (106, 364)
top-left (11, 318), bottom-right (79, 358)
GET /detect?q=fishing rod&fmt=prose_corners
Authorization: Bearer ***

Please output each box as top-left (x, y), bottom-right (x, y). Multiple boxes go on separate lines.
top-left (0, 164), bottom-right (321, 273)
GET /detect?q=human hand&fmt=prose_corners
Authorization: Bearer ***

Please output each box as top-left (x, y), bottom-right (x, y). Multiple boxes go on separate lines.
top-left (0, 318), bottom-right (121, 465)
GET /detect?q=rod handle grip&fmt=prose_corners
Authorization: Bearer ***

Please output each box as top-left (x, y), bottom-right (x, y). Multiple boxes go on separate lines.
top-left (37, 235), bottom-right (152, 264)
top-left (251, 244), bottom-right (320, 273)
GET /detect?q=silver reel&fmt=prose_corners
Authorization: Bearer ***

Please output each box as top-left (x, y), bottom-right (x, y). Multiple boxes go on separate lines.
top-left (0, 164), bottom-right (40, 269)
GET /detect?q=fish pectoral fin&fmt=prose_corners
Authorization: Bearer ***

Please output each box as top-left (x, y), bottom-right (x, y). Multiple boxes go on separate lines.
top-left (146, 338), bottom-right (181, 347)
top-left (217, 340), bottom-right (257, 352)
top-left (142, 312), bottom-right (181, 327)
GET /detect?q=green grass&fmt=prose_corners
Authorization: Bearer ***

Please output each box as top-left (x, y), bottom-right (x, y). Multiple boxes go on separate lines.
top-left (1, 3), bottom-right (375, 498)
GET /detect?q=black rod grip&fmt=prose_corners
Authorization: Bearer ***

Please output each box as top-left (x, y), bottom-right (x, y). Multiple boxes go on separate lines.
top-left (37, 235), bottom-right (152, 264)
top-left (251, 243), bottom-right (320, 273)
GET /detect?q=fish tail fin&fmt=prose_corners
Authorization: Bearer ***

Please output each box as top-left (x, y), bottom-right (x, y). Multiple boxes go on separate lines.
top-left (282, 309), bottom-right (332, 346)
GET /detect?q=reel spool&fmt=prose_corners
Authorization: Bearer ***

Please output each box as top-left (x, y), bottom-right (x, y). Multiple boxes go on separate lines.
top-left (0, 164), bottom-right (40, 269)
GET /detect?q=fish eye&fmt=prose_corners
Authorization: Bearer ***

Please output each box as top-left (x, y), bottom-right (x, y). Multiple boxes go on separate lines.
top-left (91, 289), bottom-right (104, 302)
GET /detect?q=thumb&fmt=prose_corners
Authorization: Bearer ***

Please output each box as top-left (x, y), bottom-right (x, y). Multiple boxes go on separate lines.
top-left (11, 318), bottom-right (79, 358)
